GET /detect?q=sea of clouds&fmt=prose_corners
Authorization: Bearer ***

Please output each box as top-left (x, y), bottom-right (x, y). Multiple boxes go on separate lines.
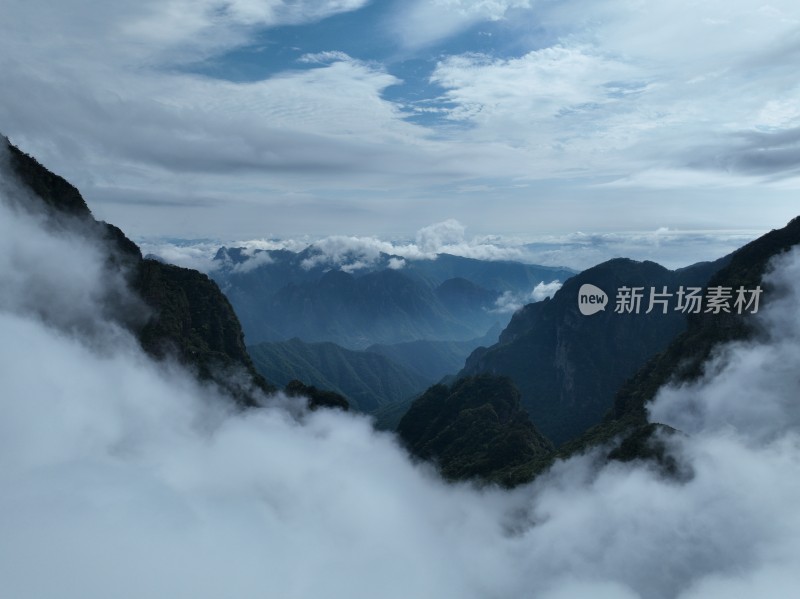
top-left (3, 158), bottom-right (800, 598)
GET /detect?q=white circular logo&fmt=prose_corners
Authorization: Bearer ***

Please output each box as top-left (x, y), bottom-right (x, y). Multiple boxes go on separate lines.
top-left (578, 284), bottom-right (608, 316)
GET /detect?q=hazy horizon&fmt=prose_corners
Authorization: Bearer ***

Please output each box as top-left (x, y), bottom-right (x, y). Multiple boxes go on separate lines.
top-left (137, 220), bottom-right (766, 272)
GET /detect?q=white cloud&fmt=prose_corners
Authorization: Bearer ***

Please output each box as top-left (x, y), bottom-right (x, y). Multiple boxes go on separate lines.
top-left (421, 1), bottom-right (800, 188)
top-left (491, 279), bottom-right (562, 313)
top-left (416, 219), bottom-right (467, 252)
top-left (140, 240), bottom-right (224, 273)
top-left (432, 46), bottom-right (636, 127)
top-left (0, 0), bottom-right (468, 234)
top-left (3, 0), bottom-right (800, 237)
top-left (233, 250), bottom-right (274, 273)
top-left (144, 223), bottom-right (766, 275)
top-left (531, 280), bottom-right (562, 301)
top-left (649, 248), bottom-right (800, 444)
top-left (491, 290), bottom-right (523, 313)
top-left (387, 257), bottom-right (406, 270)
top-left (151, 219), bottom-right (531, 274)
top-left (277, 219), bottom-right (528, 268)
top-left (298, 50), bottom-right (353, 64)
top-left (393, 0), bottom-right (534, 49)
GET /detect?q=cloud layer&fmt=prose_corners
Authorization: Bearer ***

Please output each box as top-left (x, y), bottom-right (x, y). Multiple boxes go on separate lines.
top-left (142, 221), bottom-right (760, 274)
top-left (2, 0), bottom-right (799, 237)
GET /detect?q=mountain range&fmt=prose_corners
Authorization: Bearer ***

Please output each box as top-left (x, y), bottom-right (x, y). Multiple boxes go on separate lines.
top-left (211, 245), bottom-right (574, 349)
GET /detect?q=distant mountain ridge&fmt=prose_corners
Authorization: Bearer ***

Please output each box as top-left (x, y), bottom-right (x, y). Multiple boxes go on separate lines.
top-left (210, 244), bottom-right (575, 349)
top-left (367, 323), bottom-right (502, 384)
top-left (248, 337), bottom-right (430, 413)
top-left (248, 325), bottom-right (501, 419)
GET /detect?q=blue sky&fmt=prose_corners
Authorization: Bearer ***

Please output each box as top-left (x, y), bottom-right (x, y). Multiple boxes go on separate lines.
top-left (1, 0), bottom-right (799, 263)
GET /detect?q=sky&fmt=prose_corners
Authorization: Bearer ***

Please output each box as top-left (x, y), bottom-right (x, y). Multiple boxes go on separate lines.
top-left (1, 0), bottom-right (799, 252)
top-left (6, 134), bottom-right (800, 598)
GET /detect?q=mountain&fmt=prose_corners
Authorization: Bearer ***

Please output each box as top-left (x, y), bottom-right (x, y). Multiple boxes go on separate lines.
top-left (399, 217), bottom-right (800, 487)
top-left (397, 375), bottom-right (554, 486)
top-left (248, 327), bottom-right (503, 421)
top-left (248, 338), bottom-right (430, 412)
top-left (560, 215), bottom-right (800, 463)
top-left (3, 138), bottom-right (278, 407)
top-left (210, 245), bottom-right (575, 349)
top-left (284, 380), bottom-right (350, 412)
top-left (402, 253), bottom-right (571, 293)
top-left (264, 268), bottom-right (492, 348)
top-left (367, 323), bottom-right (502, 386)
top-left (459, 255), bottom-right (730, 445)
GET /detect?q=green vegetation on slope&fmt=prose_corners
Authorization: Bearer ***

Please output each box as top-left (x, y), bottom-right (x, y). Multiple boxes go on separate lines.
top-left (367, 323), bottom-right (501, 384)
top-left (397, 375), bottom-right (554, 487)
top-left (459, 256), bottom-right (729, 445)
top-left (248, 338), bottom-right (429, 412)
top-left (285, 380), bottom-right (349, 412)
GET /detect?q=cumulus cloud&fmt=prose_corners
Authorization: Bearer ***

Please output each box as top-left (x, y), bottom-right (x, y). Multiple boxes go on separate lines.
top-left (531, 280), bottom-right (562, 301)
top-left (281, 219), bottom-right (528, 270)
top-left (416, 218), bottom-right (467, 252)
top-left (282, 218), bottom-right (529, 267)
top-left (140, 240), bottom-right (225, 273)
top-left (492, 280), bottom-right (562, 313)
top-left (232, 250), bottom-right (275, 273)
top-left (146, 219), bottom-right (532, 274)
top-left (387, 257), bottom-right (406, 270)
top-left (6, 147), bottom-right (800, 598)
top-left (146, 224), bottom-right (760, 275)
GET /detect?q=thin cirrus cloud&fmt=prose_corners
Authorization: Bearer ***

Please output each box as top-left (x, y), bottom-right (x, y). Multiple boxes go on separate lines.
top-left (389, 0), bottom-right (534, 49)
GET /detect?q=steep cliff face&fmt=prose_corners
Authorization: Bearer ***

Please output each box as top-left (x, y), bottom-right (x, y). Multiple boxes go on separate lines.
top-left (6, 141), bottom-right (91, 217)
top-left (3, 138), bottom-right (273, 405)
top-left (561, 215), bottom-right (800, 463)
top-left (459, 257), bottom-right (730, 445)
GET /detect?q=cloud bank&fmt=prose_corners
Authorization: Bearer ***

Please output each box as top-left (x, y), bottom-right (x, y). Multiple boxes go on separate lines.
top-left (142, 222), bottom-right (760, 274)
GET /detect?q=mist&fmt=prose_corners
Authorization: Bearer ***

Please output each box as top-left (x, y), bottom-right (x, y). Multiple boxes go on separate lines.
top-left (3, 161), bottom-right (800, 598)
